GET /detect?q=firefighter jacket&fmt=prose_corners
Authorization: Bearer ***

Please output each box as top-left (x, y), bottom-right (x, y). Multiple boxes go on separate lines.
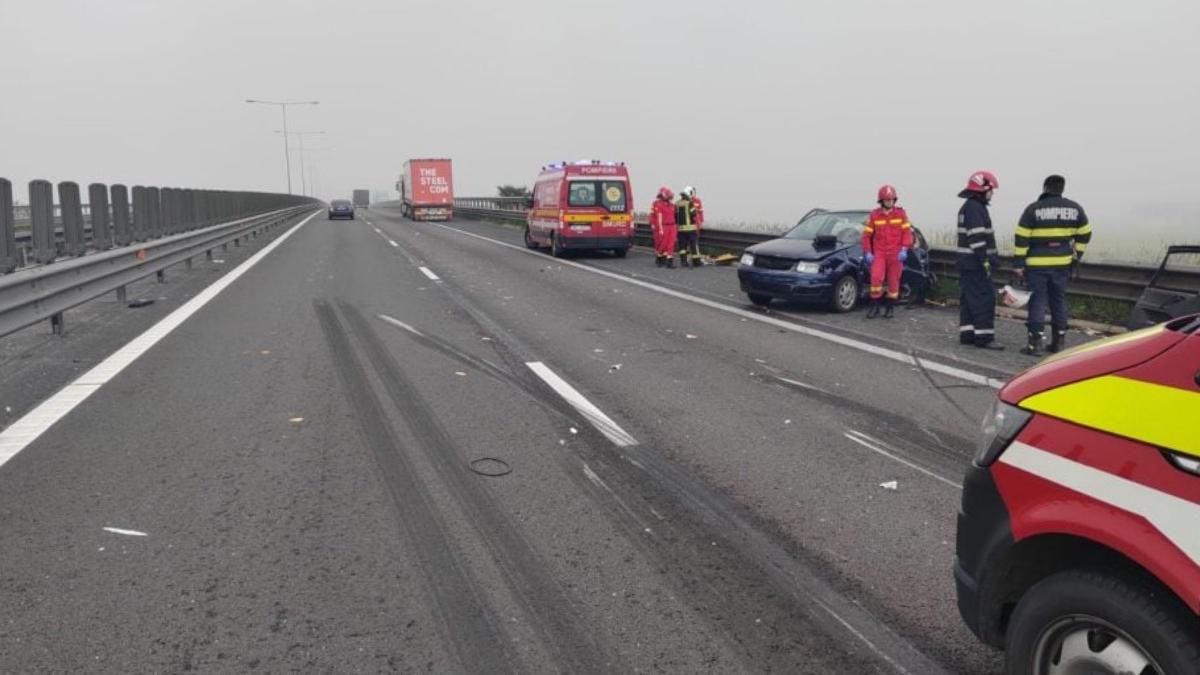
top-left (650, 197), bottom-right (676, 229)
top-left (861, 207), bottom-right (913, 255)
top-left (956, 193), bottom-right (998, 272)
top-left (1014, 193), bottom-right (1091, 269)
top-left (675, 197), bottom-right (698, 232)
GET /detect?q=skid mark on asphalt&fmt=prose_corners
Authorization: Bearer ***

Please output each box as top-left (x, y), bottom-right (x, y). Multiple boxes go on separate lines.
top-left (315, 300), bottom-right (517, 674)
top-left (338, 301), bottom-right (612, 674)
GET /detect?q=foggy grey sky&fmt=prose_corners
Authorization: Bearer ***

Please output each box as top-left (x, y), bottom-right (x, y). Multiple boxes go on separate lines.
top-left (3, 0), bottom-right (1199, 249)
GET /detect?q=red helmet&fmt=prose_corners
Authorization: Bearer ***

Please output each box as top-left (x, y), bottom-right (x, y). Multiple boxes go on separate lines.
top-left (877, 184), bottom-right (898, 202)
top-left (963, 171), bottom-right (1000, 193)
top-left (657, 186), bottom-right (674, 200)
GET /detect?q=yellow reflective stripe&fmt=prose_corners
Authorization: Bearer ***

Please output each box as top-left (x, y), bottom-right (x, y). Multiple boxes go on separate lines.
top-left (1015, 225), bottom-right (1034, 237)
top-left (901, 222), bottom-right (912, 229)
top-left (1013, 246), bottom-right (1029, 256)
top-left (1021, 374), bottom-right (1200, 457)
top-left (888, 218), bottom-right (904, 224)
top-left (1076, 223), bottom-right (1092, 236)
top-left (562, 213), bottom-right (632, 223)
top-left (1075, 242), bottom-right (1088, 252)
top-left (1026, 255), bottom-right (1074, 266)
top-left (863, 227), bottom-right (874, 233)
top-left (1023, 227), bottom-right (1079, 238)
top-left (873, 219), bottom-right (887, 225)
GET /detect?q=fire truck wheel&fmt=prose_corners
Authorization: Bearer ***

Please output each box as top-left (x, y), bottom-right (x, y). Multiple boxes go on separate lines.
top-left (550, 233), bottom-right (564, 258)
top-left (1005, 569), bottom-right (1200, 675)
top-left (524, 226), bottom-right (539, 249)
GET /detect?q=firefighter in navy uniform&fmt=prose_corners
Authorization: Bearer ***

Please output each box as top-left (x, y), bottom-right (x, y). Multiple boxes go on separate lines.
top-left (1015, 174), bottom-right (1091, 355)
top-left (956, 170), bottom-right (1003, 350)
top-left (675, 188), bottom-right (701, 268)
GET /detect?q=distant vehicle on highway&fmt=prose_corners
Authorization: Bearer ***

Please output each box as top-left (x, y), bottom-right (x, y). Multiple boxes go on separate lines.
top-left (736, 208), bottom-right (931, 312)
top-left (398, 158), bottom-right (454, 221)
top-left (956, 313), bottom-right (1200, 675)
top-left (327, 199), bottom-right (354, 220)
top-left (352, 189), bottom-right (369, 210)
top-left (524, 160), bottom-right (634, 258)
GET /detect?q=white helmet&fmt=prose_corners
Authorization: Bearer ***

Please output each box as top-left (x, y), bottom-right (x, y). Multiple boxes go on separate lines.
top-left (681, 185), bottom-right (696, 198)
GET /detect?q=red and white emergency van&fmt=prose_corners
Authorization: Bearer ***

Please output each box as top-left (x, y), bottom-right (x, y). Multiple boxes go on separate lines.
top-left (956, 314), bottom-right (1200, 674)
top-left (523, 161), bottom-right (634, 258)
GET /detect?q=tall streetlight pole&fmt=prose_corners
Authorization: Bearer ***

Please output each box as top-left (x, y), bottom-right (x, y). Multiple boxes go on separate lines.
top-left (274, 130), bottom-right (325, 197)
top-left (245, 99), bottom-right (319, 193)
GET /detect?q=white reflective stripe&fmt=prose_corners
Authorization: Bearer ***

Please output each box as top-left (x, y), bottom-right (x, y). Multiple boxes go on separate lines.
top-left (986, 248), bottom-right (998, 255)
top-left (956, 247), bottom-right (976, 254)
top-left (967, 227), bottom-right (991, 236)
top-left (969, 241), bottom-right (987, 249)
top-left (957, 228), bottom-right (967, 234)
top-left (958, 325), bottom-right (975, 332)
top-left (974, 329), bottom-right (995, 335)
top-left (1000, 442), bottom-right (1200, 567)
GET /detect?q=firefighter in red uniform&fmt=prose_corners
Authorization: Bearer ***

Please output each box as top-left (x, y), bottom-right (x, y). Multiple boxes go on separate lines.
top-left (650, 186), bottom-right (677, 268)
top-left (861, 185), bottom-right (914, 318)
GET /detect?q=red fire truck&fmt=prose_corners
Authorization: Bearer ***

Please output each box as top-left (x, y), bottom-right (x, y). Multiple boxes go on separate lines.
top-left (956, 314), bottom-right (1200, 674)
top-left (523, 161), bottom-right (634, 258)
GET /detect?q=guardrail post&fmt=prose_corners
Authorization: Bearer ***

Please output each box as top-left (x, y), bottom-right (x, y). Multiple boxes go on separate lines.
top-left (112, 184), bottom-right (131, 246)
top-left (147, 187), bottom-right (162, 238)
top-left (29, 179), bottom-right (57, 264)
top-left (88, 183), bottom-right (112, 249)
top-left (0, 178), bottom-right (16, 273)
top-left (51, 312), bottom-right (64, 336)
top-left (59, 182), bottom-right (86, 257)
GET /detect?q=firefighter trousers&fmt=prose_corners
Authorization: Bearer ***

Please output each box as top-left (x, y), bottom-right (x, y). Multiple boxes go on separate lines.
top-left (655, 224), bottom-right (677, 259)
top-left (677, 229), bottom-right (700, 263)
top-left (869, 254), bottom-right (903, 301)
top-left (1025, 268), bottom-right (1070, 336)
top-left (959, 268), bottom-right (997, 346)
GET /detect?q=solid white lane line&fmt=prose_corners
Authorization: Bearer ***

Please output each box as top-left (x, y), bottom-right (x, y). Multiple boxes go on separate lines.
top-left (103, 527), bottom-right (148, 537)
top-left (432, 223), bottom-right (1005, 389)
top-left (843, 430), bottom-right (962, 489)
top-left (388, 239), bottom-right (399, 248)
top-left (0, 210), bottom-right (323, 470)
top-left (419, 266), bottom-right (440, 281)
top-left (526, 362), bottom-right (638, 447)
top-left (377, 314), bottom-right (425, 336)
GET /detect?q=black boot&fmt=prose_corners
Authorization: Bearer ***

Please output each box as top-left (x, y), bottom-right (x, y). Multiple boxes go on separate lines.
top-left (883, 300), bottom-right (895, 318)
top-left (1048, 330), bottom-right (1066, 353)
top-left (666, 257), bottom-right (675, 268)
top-left (1020, 332), bottom-right (1043, 356)
top-left (865, 301), bottom-right (881, 319)
top-left (655, 256), bottom-right (664, 267)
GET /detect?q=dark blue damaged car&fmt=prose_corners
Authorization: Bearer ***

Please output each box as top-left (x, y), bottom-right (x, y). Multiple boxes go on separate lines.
top-left (736, 208), bottom-right (933, 312)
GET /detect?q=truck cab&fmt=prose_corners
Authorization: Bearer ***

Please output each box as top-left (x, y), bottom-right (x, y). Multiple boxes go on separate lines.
top-left (524, 161), bottom-right (634, 258)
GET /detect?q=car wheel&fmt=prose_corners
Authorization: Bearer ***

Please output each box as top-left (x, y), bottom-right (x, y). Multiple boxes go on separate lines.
top-left (748, 293), bottom-right (772, 307)
top-left (524, 226), bottom-right (539, 249)
top-left (830, 275), bottom-right (859, 313)
top-left (1005, 570), bottom-right (1200, 675)
top-left (550, 232), bottom-right (564, 258)
top-left (613, 247), bottom-right (628, 258)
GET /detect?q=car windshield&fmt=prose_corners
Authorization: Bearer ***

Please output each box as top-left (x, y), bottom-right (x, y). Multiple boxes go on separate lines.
top-left (567, 180), bottom-right (627, 213)
top-left (332, 200), bottom-right (350, 207)
top-left (784, 211), bottom-right (869, 244)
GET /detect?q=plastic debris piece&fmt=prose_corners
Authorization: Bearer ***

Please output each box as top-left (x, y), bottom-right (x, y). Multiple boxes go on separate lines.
top-left (879, 480), bottom-right (899, 490)
top-left (127, 298), bottom-right (155, 308)
top-left (455, 371), bottom-right (467, 377)
top-left (288, 417), bottom-right (305, 424)
top-left (469, 457), bottom-right (512, 477)
top-left (569, 427), bottom-right (578, 435)
top-left (259, 350), bottom-right (271, 355)
top-left (711, 253), bottom-right (738, 265)
top-left (608, 364), bottom-right (622, 373)
top-left (211, 259), bottom-right (225, 264)
top-left (1000, 285), bottom-right (1031, 309)
top-left (481, 336), bottom-right (493, 341)
top-left (593, 348), bottom-right (604, 353)
top-left (784, 419), bottom-right (792, 425)
top-left (685, 334), bottom-right (698, 339)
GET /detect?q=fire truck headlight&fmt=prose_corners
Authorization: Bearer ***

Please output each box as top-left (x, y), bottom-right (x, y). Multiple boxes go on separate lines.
top-left (976, 400), bottom-right (1033, 466)
top-left (740, 253), bottom-right (755, 267)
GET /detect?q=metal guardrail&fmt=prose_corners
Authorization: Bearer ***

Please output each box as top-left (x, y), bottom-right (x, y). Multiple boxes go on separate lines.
top-left (1, 175), bottom-right (319, 336)
top-left (451, 197), bottom-right (1199, 303)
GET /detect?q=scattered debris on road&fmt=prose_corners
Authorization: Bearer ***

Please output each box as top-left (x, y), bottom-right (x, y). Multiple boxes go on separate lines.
top-left (608, 364), bottom-right (622, 373)
top-left (469, 458), bottom-right (512, 477)
top-left (102, 527), bottom-right (148, 537)
top-left (127, 298), bottom-right (155, 308)
top-left (879, 480), bottom-right (899, 490)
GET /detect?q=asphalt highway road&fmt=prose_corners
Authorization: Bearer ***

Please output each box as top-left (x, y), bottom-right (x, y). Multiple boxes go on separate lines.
top-left (0, 206), bottom-right (1100, 673)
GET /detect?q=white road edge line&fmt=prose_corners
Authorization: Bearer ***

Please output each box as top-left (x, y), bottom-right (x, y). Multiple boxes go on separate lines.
top-left (526, 362), bottom-right (638, 447)
top-left (0, 209), bottom-right (323, 470)
top-left (103, 527), bottom-right (148, 537)
top-left (431, 223), bottom-right (1005, 389)
top-left (388, 239), bottom-right (399, 248)
top-left (418, 266), bottom-right (441, 281)
top-left (844, 430), bottom-right (963, 489)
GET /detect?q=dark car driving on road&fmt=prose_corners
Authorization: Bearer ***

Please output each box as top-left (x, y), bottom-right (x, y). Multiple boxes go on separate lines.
top-left (328, 199), bottom-right (354, 220)
top-left (737, 208), bottom-right (932, 312)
